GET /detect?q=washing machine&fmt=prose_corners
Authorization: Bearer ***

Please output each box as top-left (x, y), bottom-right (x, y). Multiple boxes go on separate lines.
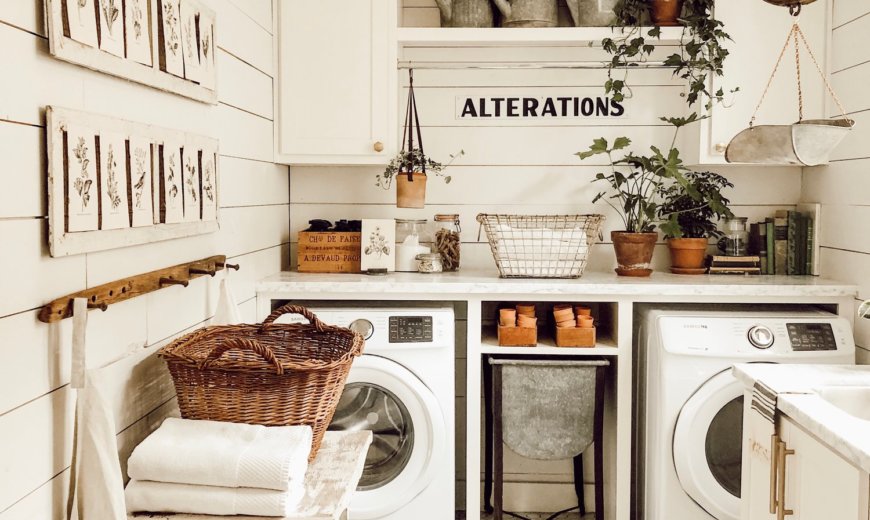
top-left (283, 306), bottom-right (454, 520)
top-left (636, 306), bottom-right (855, 520)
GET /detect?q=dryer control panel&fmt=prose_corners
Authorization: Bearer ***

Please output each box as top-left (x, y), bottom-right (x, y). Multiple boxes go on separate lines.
top-left (787, 322), bottom-right (837, 351)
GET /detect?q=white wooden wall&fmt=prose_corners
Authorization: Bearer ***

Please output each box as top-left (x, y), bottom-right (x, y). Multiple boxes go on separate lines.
top-left (802, 0), bottom-right (870, 364)
top-left (290, 42), bottom-right (804, 514)
top-left (0, 1), bottom-right (288, 518)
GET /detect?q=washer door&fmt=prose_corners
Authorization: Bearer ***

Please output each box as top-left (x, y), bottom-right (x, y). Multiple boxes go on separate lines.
top-left (673, 369), bottom-right (745, 520)
top-left (328, 355), bottom-right (446, 520)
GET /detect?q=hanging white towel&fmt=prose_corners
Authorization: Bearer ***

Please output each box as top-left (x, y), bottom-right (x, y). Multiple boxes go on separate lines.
top-left (127, 418), bottom-right (312, 491)
top-left (124, 479), bottom-right (305, 517)
top-left (67, 298), bottom-right (128, 520)
top-left (211, 272), bottom-right (240, 325)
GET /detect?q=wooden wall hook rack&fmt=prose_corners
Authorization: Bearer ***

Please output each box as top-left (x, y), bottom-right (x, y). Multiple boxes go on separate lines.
top-left (38, 255), bottom-right (239, 323)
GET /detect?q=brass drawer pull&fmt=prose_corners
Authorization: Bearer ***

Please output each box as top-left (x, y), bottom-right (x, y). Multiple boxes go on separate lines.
top-left (776, 439), bottom-right (795, 520)
top-left (770, 434), bottom-right (779, 514)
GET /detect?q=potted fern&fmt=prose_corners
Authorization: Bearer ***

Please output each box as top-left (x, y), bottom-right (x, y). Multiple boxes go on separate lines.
top-left (658, 171), bottom-right (734, 274)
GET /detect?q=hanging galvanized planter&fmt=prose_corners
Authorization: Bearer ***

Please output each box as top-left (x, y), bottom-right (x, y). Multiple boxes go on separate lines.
top-left (726, 9), bottom-right (854, 166)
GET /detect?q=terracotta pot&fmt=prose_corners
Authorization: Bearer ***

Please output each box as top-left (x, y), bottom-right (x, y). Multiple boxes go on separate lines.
top-left (396, 172), bottom-right (427, 209)
top-left (668, 237), bottom-right (709, 273)
top-left (611, 231), bottom-right (658, 277)
top-left (649, 0), bottom-right (684, 26)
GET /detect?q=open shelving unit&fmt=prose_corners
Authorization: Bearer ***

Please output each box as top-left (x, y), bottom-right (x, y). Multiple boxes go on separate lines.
top-left (397, 26), bottom-right (684, 48)
top-left (480, 330), bottom-right (618, 355)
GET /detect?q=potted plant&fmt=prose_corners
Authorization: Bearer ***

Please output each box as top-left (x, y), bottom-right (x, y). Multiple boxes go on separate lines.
top-left (658, 170), bottom-right (734, 274)
top-left (376, 149), bottom-right (463, 209)
top-left (602, 0), bottom-right (734, 112)
top-left (577, 136), bottom-right (682, 277)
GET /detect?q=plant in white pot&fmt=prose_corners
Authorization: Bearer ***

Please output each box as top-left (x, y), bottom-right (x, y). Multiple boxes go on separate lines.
top-left (376, 149), bottom-right (463, 209)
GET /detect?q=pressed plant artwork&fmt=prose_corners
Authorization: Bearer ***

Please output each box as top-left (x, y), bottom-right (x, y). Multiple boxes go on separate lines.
top-left (161, 0), bottom-right (184, 77)
top-left (365, 227), bottom-right (391, 258)
top-left (360, 219), bottom-right (396, 271)
top-left (99, 133), bottom-right (130, 229)
top-left (180, 2), bottom-right (202, 82)
top-left (73, 137), bottom-right (93, 211)
top-left (201, 151), bottom-right (218, 222)
top-left (98, 0), bottom-right (124, 56)
top-left (65, 127), bottom-right (98, 232)
top-left (133, 148), bottom-right (149, 209)
top-left (162, 144), bottom-right (184, 223)
top-left (182, 149), bottom-right (201, 222)
top-left (100, 0), bottom-right (120, 35)
top-left (129, 136), bottom-right (155, 227)
top-left (163, 2), bottom-right (180, 56)
top-left (125, 0), bottom-right (153, 66)
top-left (66, 0), bottom-right (98, 47)
top-left (197, 10), bottom-right (216, 89)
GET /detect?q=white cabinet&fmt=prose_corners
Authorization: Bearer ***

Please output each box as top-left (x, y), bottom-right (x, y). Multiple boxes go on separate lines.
top-left (742, 405), bottom-right (869, 520)
top-left (274, 1), bottom-right (397, 165)
top-left (681, 0), bottom-right (830, 165)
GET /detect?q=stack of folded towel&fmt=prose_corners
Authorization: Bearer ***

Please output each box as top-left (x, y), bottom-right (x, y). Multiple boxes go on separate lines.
top-left (125, 418), bottom-right (312, 517)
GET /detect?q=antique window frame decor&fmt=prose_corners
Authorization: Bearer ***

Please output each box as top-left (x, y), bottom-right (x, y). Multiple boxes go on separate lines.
top-left (47, 106), bottom-right (220, 257)
top-left (45, 0), bottom-right (217, 104)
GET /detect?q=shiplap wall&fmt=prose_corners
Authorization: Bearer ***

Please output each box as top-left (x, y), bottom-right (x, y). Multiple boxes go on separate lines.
top-left (802, 0), bottom-right (870, 364)
top-left (0, 1), bottom-right (288, 518)
top-left (289, 3), bottom-right (804, 512)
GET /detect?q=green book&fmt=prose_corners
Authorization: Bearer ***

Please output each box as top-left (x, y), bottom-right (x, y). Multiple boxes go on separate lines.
top-left (766, 219), bottom-right (776, 275)
top-left (805, 216), bottom-right (815, 276)
top-left (774, 211), bottom-right (788, 275)
top-left (787, 211), bottom-right (798, 275)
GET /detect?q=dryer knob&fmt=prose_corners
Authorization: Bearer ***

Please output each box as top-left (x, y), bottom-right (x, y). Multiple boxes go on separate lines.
top-left (349, 319), bottom-right (374, 340)
top-left (748, 325), bottom-right (775, 349)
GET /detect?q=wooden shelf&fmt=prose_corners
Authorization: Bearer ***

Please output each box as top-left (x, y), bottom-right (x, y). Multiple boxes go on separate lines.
top-left (480, 331), bottom-right (618, 356)
top-left (397, 26), bottom-right (684, 47)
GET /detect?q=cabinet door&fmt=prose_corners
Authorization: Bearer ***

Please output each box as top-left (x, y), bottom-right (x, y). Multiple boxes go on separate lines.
top-left (683, 0), bottom-right (830, 165)
top-left (778, 416), bottom-right (866, 520)
top-left (275, 1), bottom-right (396, 164)
top-left (741, 391), bottom-right (777, 520)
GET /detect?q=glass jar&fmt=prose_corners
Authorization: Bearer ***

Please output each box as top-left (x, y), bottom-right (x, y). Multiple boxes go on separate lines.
top-left (719, 217), bottom-right (749, 256)
top-left (395, 219), bottom-right (431, 272)
top-left (433, 214), bottom-right (461, 272)
top-left (415, 253), bottom-right (443, 273)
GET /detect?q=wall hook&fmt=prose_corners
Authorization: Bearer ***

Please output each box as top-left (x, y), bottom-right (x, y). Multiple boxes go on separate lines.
top-left (159, 277), bottom-right (190, 288)
top-left (217, 262), bottom-right (240, 271)
top-left (87, 301), bottom-right (108, 311)
top-left (189, 267), bottom-right (217, 277)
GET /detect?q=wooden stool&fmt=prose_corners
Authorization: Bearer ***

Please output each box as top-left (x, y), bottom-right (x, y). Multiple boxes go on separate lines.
top-left (483, 358), bottom-right (608, 520)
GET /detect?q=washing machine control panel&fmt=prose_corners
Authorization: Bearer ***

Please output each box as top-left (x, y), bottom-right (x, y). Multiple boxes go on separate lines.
top-left (786, 322), bottom-right (837, 351)
top-left (389, 316), bottom-right (433, 343)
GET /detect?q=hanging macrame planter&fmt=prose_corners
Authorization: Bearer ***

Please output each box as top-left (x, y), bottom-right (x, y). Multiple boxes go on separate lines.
top-left (726, 2), bottom-right (854, 166)
top-left (396, 70), bottom-right (428, 209)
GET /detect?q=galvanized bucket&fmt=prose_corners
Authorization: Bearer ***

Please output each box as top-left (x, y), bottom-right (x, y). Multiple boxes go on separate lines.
top-left (493, 0), bottom-right (558, 27)
top-left (725, 119), bottom-right (854, 166)
top-left (435, 0), bottom-right (495, 27)
top-left (565, 0), bottom-right (617, 26)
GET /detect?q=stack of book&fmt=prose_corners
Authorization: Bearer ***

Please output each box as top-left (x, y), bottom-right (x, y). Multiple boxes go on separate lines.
top-left (749, 209), bottom-right (817, 275)
top-left (709, 256), bottom-right (762, 275)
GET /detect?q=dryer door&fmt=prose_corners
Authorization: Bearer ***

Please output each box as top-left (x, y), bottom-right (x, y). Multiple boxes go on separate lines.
top-left (327, 355), bottom-right (446, 520)
top-left (673, 369), bottom-right (744, 520)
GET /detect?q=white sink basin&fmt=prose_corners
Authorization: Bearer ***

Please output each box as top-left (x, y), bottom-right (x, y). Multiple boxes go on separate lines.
top-left (815, 386), bottom-right (870, 421)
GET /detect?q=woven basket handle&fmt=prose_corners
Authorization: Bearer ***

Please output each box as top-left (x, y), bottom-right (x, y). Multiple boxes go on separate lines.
top-left (260, 304), bottom-right (327, 333)
top-left (199, 338), bottom-right (284, 375)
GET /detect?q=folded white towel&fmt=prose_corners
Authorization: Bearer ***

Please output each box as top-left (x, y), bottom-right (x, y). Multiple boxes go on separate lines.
top-left (127, 418), bottom-right (312, 491)
top-left (125, 479), bottom-right (305, 517)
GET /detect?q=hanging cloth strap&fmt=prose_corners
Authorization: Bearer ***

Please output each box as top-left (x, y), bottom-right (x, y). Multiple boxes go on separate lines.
top-left (400, 69), bottom-right (426, 181)
top-left (749, 18), bottom-right (851, 128)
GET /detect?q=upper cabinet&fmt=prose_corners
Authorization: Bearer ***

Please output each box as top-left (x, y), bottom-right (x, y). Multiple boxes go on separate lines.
top-left (680, 0), bottom-right (830, 166)
top-left (274, 1), bottom-right (397, 165)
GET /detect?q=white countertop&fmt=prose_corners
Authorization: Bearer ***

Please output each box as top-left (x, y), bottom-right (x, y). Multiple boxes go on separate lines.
top-left (257, 270), bottom-right (856, 298)
top-left (734, 364), bottom-right (870, 474)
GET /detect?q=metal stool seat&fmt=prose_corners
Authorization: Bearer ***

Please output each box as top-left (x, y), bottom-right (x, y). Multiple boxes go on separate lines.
top-left (484, 358), bottom-right (609, 520)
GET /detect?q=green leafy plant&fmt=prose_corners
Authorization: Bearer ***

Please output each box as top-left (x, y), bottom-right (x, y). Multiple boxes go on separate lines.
top-left (602, 0), bottom-right (735, 112)
top-left (376, 148), bottom-right (464, 190)
top-left (657, 170), bottom-right (734, 239)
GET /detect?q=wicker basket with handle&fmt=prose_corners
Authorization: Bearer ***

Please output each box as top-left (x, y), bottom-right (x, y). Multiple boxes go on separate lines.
top-left (159, 304), bottom-right (364, 461)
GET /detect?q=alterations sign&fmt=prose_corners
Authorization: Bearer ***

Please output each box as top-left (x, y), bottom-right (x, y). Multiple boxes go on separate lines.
top-left (456, 95), bottom-right (625, 119)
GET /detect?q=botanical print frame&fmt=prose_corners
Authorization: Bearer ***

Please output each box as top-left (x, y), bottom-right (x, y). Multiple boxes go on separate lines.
top-left (125, 0), bottom-right (153, 66)
top-left (46, 106), bottom-right (220, 257)
top-left (197, 8), bottom-right (216, 90)
top-left (158, 0), bottom-right (184, 78)
top-left (161, 140), bottom-right (184, 224)
top-left (65, 0), bottom-right (99, 48)
top-left (181, 145), bottom-right (201, 222)
top-left (129, 135), bottom-right (155, 227)
top-left (180, 0), bottom-right (202, 83)
top-left (46, 0), bottom-right (217, 104)
top-left (360, 219), bottom-right (396, 273)
top-left (200, 146), bottom-right (218, 222)
top-left (97, 0), bottom-right (125, 57)
top-left (65, 125), bottom-right (99, 232)
top-left (98, 131), bottom-right (130, 229)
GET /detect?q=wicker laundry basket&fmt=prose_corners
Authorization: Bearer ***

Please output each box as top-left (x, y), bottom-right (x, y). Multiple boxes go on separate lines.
top-left (159, 304), bottom-right (364, 461)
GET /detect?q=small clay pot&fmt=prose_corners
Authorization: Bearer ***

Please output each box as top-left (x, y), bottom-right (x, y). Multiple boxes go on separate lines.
top-left (517, 315), bottom-right (538, 328)
top-left (556, 319), bottom-right (576, 328)
top-left (574, 306), bottom-right (592, 317)
top-left (612, 231), bottom-right (658, 277)
top-left (499, 308), bottom-right (517, 327)
top-left (553, 308), bottom-right (575, 322)
top-left (649, 0), bottom-right (684, 26)
top-left (516, 304), bottom-right (536, 317)
top-left (396, 172), bottom-right (427, 209)
top-left (577, 316), bottom-right (594, 328)
top-left (668, 237), bottom-right (709, 273)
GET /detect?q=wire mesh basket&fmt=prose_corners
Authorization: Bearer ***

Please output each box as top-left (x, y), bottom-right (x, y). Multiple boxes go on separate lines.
top-left (477, 214), bottom-right (605, 279)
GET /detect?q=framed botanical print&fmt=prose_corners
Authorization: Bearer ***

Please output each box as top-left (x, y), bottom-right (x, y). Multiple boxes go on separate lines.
top-left (161, 141), bottom-right (184, 224)
top-left (360, 219), bottom-right (396, 273)
top-left (98, 131), bottom-right (130, 229)
top-left (97, 0), bottom-right (125, 57)
top-left (125, 0), bottom-right (153, 66)
top-left (65, 125), bottom-right (99, 232)
top-left (129, 135), bottom-right (155, 227)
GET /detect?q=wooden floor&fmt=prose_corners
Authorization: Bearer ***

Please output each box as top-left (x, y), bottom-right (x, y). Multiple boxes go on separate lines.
top-left (456, 512), bottom-right (591, 519)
